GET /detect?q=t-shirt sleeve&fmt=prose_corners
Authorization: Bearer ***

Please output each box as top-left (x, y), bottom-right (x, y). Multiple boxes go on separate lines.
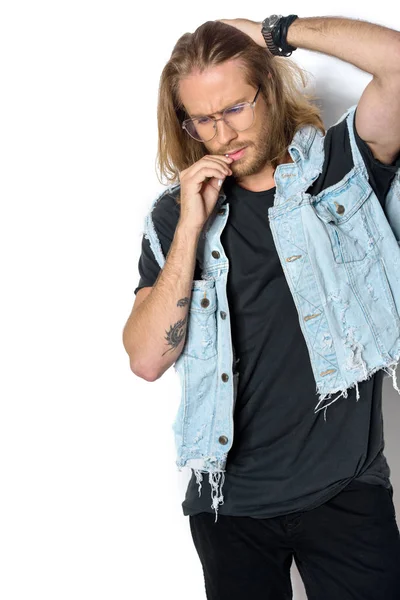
top-left (133, 193), bottom-right (181, 296)
top-left (133, 234), bottom-right (161, 295)
top-left (308, 107), bottom-right (400, 210)
top-left (353, 107), bottom-right (400, 206)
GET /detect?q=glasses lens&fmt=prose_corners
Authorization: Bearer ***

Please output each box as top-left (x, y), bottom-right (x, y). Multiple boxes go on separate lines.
top-left (184, 104), bottom-right (254, 141)
top-left (186, 117), bottom-right (215, 142)
top-left (224, 104), bottom-right (254, 132)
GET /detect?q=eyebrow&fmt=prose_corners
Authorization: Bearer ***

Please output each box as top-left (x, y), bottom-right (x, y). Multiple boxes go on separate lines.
top-left (189, 96), bottom-right (248, 119)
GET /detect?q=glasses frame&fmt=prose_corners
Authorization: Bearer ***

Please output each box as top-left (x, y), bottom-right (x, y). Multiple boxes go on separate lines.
top-left (181, 84), bottom-right (262, 142)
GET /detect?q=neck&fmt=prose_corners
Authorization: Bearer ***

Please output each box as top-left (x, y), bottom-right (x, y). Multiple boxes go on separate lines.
top-left (236, 151), bottom-right (293, 192)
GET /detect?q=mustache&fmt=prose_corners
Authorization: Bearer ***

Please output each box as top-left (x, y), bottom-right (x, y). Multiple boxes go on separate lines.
top-left (221, 143), bottom-right (252, 155)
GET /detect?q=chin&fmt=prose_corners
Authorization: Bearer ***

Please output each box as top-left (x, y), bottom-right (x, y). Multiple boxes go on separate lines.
top-left (233, 163), bottom-right (254, 178)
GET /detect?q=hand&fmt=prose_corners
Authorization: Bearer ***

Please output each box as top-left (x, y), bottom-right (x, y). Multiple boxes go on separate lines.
top-left (216, 18), bottom-right (265, 48)
top-left (178, 154), bottom-right (233, 232)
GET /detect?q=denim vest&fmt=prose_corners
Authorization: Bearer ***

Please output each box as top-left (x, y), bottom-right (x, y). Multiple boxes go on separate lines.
top-left (143, 105), bottom-right (400, 522)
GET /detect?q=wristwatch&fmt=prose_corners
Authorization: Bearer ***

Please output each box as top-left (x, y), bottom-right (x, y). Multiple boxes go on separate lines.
top-left (262, 15), bottom-right (289, 57)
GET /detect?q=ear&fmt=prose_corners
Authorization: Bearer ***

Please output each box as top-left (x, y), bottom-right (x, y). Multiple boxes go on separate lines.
top-left (268, 72), bottom-right (272, 79)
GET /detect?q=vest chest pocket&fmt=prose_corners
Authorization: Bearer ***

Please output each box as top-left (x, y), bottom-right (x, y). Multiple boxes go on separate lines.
top-left (182, 280), bottom-right (218, 360)
top-left (313, 173), bottom-right (377, 264)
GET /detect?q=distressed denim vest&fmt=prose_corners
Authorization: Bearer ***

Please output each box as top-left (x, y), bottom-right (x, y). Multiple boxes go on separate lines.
top-left (143, 105), bottom-right (400, 521)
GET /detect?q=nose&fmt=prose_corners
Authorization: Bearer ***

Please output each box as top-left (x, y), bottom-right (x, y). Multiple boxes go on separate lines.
top-left (214, 117), bottom-right (238, 146)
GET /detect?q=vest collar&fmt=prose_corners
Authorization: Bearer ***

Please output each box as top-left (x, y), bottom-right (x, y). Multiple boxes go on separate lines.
top-left (217, 123), bottom-right (318, 208)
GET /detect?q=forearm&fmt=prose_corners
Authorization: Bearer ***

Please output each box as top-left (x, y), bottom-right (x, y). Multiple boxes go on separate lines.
top-left (124, 222), bottom-right (201, 381)
top-left (286, 16), bottom-right (400, 78)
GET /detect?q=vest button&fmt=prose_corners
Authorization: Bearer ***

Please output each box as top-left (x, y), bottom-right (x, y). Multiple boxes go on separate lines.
top-left (217, 208), bottom-right (226, 215)
top-left (220, 311), bottom-right (226, 319)
top-left (212, 250), bottom-right (220, 259)
top-left (221, 373), bottom-right (229, 382)
top-left (200, 298), bottom-right (210, 308)
top-left (335, 202), bottom-right (345, 215)
top-left (219, 435), bottom-right (228, 445)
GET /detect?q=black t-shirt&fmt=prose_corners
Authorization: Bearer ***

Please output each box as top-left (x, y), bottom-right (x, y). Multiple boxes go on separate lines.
top-left (134, 111), bottom-right (400, 518)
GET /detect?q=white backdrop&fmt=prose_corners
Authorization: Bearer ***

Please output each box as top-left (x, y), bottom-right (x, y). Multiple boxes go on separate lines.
top-left (1, 1), bottom-right (400, 599)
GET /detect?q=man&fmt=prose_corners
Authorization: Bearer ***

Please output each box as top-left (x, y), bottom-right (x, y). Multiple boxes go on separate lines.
top-left (123, 15), bottom-right (400, 599)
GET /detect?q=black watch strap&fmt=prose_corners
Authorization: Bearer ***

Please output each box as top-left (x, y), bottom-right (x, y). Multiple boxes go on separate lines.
top-left (262, 15), bottom-right (298, 57)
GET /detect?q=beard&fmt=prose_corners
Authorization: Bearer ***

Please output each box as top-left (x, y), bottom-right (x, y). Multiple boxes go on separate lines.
top-left (228, 117), bottom-right (277, 180)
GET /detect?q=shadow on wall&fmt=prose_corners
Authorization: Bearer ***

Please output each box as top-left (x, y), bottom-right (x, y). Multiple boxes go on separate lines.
top-left (303, 71), bottom-right (365, 129)
top-left (383, 366), bottom-right (400, 509)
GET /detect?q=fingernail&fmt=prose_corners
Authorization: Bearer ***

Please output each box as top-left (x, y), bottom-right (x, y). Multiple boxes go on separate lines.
top-left (218, 179), bottom-right (222, 187)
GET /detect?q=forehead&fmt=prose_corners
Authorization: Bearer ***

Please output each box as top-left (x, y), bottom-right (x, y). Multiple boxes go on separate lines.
top-left (179, 60), bottom-right (254, 117)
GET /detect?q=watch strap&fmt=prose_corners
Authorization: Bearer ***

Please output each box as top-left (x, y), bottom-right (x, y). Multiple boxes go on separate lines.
top-left (272, 15), bottom-right (298, 55)
top-left (262, 15), bottom-right (298, 57)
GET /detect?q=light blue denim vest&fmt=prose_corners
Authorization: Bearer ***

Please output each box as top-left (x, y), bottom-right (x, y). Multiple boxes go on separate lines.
top-left (143, 105), bottom-right (400, 522)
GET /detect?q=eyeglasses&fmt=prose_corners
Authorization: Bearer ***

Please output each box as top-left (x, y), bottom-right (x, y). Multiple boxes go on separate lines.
top-left (182, 85), bottom-right (261, 142)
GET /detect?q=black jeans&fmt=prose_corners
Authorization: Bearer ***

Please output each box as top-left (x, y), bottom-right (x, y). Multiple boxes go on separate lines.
top-left (189, 480), bottom-right (400, 599)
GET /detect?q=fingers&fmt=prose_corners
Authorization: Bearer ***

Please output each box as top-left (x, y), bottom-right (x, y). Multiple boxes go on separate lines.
top-left (190, 156), bottom-right (233, 178)
top-left (193, 167), bottom-right (230, 184)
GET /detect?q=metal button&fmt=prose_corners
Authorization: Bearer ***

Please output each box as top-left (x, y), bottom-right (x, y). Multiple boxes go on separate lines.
top-left (219, 435), bottom-right (228, 445)
top-left (212, 250), bottom-right (220, 259)
top-left (221, 373), bottom-right (229, 382)
top-left (200, 298), bottom-right (210, 308)
top-left (220, 311), bottom-right (226, 319)
top-left (334, 202), bottom-right (345, 215)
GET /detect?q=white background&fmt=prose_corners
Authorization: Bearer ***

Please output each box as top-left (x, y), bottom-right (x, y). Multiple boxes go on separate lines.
top-left (1, 1), bottom-right (400, 599)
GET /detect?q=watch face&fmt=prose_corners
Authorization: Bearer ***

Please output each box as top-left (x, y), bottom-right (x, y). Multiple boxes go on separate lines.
top-left (265, 14), bottom-right (282, 29)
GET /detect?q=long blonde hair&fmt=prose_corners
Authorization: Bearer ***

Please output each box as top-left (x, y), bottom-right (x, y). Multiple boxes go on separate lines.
top-left (156, 20), bottom-right (325, 193)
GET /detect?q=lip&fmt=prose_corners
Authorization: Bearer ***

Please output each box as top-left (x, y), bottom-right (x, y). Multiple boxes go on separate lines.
top-left (226, 146), bottom-right (247, 161)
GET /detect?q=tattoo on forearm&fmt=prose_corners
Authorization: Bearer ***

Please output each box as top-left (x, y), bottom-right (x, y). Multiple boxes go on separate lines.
top-left (177, 297), bottom-right (189, 307)
top-left (162, 297), bottom-right (190, 355)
